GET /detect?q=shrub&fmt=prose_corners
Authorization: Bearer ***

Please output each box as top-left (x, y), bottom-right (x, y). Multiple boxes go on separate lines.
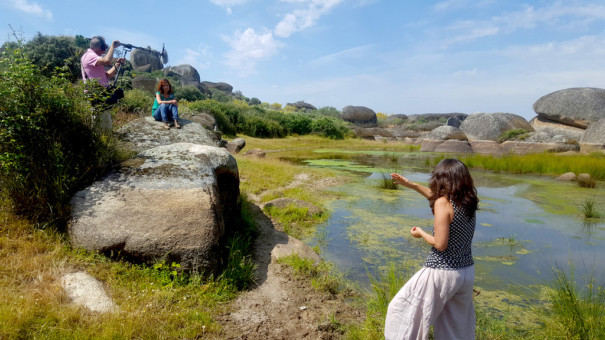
top-left (118, 88), bottom-right (153, 115)
top-left (310, 117), bottom-right (351, 139)
top-left (21, 33), bottom-right (87, 82)
top-left (0, 47), bottom-right (118, 225)
top-left (188, 100), bottom-right (239, 135)
top-left (498, 128), bottom-right (529, 142)
top-left (311, 106), bottom-right (340, 118)
top-left (175, 85), bottom-right (207, 102)
top-left (240, 115), bottom-right (285, 138)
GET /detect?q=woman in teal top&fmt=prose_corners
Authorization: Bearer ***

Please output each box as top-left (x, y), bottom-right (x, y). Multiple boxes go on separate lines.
top-left (152, 78), bottom-right (180, 129)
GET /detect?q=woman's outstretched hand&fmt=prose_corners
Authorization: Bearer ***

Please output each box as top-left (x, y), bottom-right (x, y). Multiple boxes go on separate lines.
top-left (410, 226), bottom-right (423, 238)
top-left (391, 173), bottom-right (411, 187)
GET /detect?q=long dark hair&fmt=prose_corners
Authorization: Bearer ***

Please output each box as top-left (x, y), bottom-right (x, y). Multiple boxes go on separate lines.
top-left (428, 158), bottom-right (478, 215)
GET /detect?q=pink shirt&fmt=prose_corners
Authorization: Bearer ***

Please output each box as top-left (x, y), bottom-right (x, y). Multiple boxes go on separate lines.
top-left (81, 49), bottom-right (109, 87)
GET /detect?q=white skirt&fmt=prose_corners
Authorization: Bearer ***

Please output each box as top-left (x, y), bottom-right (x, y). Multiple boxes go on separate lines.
top-left (384, 266), bottom-right (475, 340)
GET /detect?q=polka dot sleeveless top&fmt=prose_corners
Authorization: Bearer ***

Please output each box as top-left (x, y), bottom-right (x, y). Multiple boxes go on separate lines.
top-left (424, 200), bottom-right (475, 269)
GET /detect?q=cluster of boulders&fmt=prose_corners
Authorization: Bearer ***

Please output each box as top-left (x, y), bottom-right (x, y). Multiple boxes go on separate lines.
top-left (129, 51), bottom-right (234, 98)
top-left (338, 87), bottom-right (605, 154)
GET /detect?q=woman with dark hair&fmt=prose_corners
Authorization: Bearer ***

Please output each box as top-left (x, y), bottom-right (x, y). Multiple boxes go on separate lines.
top-left (385, 158), bottom-right (479, 340)
top-left (152, 78), bottom-right (180, 129)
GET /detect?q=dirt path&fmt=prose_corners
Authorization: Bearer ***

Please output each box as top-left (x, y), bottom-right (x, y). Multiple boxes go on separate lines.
top-left (216, 175), bottom-right (363, 339)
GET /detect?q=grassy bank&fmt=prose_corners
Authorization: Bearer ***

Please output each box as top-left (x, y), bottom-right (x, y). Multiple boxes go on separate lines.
top-left (0, 197), bottom-right (257, 338)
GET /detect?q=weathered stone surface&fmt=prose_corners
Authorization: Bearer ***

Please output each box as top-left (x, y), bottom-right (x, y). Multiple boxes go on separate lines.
top-left (419, 139), bottom-right (443, 152)
top-left (434, 140), bottom-right (472, 153)
top-left (132, 76), bottom-right (157, 93)
top-left (533, 87), bottom-right (605, 129)
top-left (523, 132), bottom-right (567, 143)
top-left (556, 172), bottom-right (577, 181)
top-left (130, 49), bottom-right (163, 72)
top-left (116, 117), bottom-right (219, 153)
top-left (460, 112), bottom-right (533, 141)
top-left (244, 148), bottom-right (266, 158)
top-left (264, 198), bottom-right (321, 216)
top-left (580, 118), bottom-right (605, 153)
top-left (340, 106), bottom-right (377, 127)
top-left (226, 138), bottom-right (246, 154)
top-left (500, 141), bottom-right (578, 154)
top-left (408, 113), bottom-right (467, 123)
top-left (384, 127), bottom-right (421, 139)
top-left (446, 116), bottom-right (462, 128)
top-left (529, 116), bottom-right (584, 142)
top-left (470, 140), bottom-right (503, 154)
top-left (351, 126), bottom-right (394, 140)
top-left (201, 81), bottom-right (233, 93)
top-left (70, 118), bottom-right (238, 274)
top-left (286, 101), bottom-right (317, 111)
top-left (69, 143), bottom-right (239, 273)
top-left (164, 64), bottom-right (201, 87)
top-left (61, 272), bottom-right (116, 313)
top-left (185, 112), bottom-right (216, 129)
top-left (578, 173), bottom-right (592, 182)
top-left (418, 126), bottom-right (467, 141)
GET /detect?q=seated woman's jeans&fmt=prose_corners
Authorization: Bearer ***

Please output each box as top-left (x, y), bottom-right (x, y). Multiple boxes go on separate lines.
top-left (152, 103), bottom-right (179, 122)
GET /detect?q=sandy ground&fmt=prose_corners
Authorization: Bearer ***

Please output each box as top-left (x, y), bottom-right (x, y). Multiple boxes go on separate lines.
top-left (215, 174), bottom-right (364, 339)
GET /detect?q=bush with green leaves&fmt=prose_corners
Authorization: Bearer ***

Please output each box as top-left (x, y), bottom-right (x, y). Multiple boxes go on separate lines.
top-left (311, 106), bottom-right (340, 118)
top-left (118, 88), bottom-right (153, 115)
top-left (310, 116), bottom-right (352, 139)
top-left (0, 47), bottom-right (118, 225)
top-left (174, 85), bottom-right (207, 102)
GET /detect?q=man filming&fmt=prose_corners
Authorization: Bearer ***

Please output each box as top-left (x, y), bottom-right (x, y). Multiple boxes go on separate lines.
top-left (80, 36), bottom-right (126, 105)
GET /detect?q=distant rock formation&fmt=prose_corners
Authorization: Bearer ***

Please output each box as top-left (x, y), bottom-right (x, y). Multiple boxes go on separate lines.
top-left (460, 112), bottom-right (533, 141)
top-left (340, 105), bottom-right (377, 127)
top-left (202, 81), bottom-right (233, 93)
top-left (164, 64), bottom-right (200, 86)
top-left (418, 126), bottom-right (467, 141)
top-left (533, 87), bottom-right (605, 129)
top-left (130, 48), bottom-right (163, 72)
top-left (286, 101), bottom-right (317, 111)
top-left (529, 116), bottom-right (584, 142)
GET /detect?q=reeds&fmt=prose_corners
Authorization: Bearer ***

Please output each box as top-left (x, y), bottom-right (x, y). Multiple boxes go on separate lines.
top-left (579, 197), bottom-right (602, 219)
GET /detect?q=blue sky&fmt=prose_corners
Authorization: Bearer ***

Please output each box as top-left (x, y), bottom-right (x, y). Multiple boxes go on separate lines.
top-left (2, 0), bottom-right (605, 120)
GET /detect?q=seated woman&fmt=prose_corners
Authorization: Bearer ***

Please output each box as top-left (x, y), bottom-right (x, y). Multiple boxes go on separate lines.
top-left (152, 79), bottom-right (180, 129)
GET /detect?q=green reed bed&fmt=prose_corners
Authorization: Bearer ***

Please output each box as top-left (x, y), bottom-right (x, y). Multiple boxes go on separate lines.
top-left (458, 153), bottom-right (605, 181)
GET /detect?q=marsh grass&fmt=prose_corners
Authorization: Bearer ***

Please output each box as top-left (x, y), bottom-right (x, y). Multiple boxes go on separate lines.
top-left (0, 196), bottom-right (258, 338)
top-left (536, 265), bottom-right (605, 339)
top-left (579, 197), bottom-right (602, 219)
top-left (457, 154), bottom-right (605, 180)
top-left (377, 172), bottom-right (398, 190)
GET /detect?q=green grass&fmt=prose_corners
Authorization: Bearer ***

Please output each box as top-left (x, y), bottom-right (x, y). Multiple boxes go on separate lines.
top-left (276, 254), bottom-right (344, 295)
top-left (0, 196), bottom-right (258, 338)
top-left (456, 153), bottom-right (605, 181)
top-left (579, 197), bottom-right (602, 219)
top-left (377, 172), bottom-right (398, 190)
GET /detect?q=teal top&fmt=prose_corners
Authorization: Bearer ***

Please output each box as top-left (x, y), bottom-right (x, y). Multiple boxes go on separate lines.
top-left (151, 92), bottom-right (175, 114)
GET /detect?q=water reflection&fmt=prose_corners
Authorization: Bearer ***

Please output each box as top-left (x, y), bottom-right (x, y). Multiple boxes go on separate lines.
top-left (304, 155), bottom-right (605, 295)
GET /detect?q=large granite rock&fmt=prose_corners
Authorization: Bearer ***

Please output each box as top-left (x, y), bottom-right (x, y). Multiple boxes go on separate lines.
top-left (340, 105), bottom-right (378, 127)
top-left (500, 141), bottom-right (578, 154)
top-left (201, 81), bottom-right (233, 93)
top-left (529, 116), bottom-right (584, 142)
top-left (469, 140), bottom-right (503, 154)
top-left (131, 76), bottom-right (157, 93)
top-left (419, 139), bottom-right (472, 153)
top-left (69, 118), bottom-right (239, 274)
top-left (130, 49), bottom-right (163, 72)
top-left (418, 126), bottom-right (467, 141)
top-left (286, 101), bottom-right (317, 111)
top-left (350, 126), bottom-right (394, 140)
top-left (164, 64), bottom-right (201, 86)
top-left (580, 118), bottom-right (605, 153)
top-left (533, 87), bottom-right (605, 129)
top-left (460, 112), bottom-right (533, 141)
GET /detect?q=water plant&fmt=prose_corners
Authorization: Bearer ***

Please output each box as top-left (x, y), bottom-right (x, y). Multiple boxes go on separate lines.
top-left (579, 198), bottom-right (602, 219)
top-left (378, 172), bottom-right (398, 190)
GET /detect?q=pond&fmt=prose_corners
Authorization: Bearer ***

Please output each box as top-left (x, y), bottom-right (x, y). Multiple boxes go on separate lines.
top-left (301, 151), bottom-right (605, 296)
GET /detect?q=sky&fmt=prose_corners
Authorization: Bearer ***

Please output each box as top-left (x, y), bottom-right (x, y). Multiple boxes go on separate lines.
top-left (2, 0), bottom-right (605, 120)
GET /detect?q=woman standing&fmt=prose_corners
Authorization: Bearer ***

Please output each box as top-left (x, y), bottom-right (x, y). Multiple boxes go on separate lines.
top-left (385, 158), bottom-right (479, 340)
top-left (152, 79), bottom-right (180, 129)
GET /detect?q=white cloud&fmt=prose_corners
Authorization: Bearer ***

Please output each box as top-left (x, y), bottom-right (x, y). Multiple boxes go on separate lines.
top-left (209, 0), bottom-right (248, 14)
top-left (274, 0), bottom-right (344, 38)
top-left (223, 28), bottom-right (280, 76)
top-left (177, 48), bottom-right (211, 71)
top-left (10, 0), bottom-right (52, 20)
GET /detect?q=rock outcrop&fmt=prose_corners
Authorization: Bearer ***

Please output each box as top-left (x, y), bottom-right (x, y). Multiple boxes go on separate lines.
top-left (201, 81), bottom-right (233, 93)
top-left (286, 101), bottom-right (317, 111)
top-left (130, 49), bottom-right (163, 72)
top-left (580, 118), bottom-right (605, 153)
top-left (340, 105), bottom-right (378, 127)
top-left (69, 118), bottom-right (239, 274)
top-left (61, 272), bottom-right (116, 313)
top-left (350, 126), bottom-right (394, 140)
top-left (418, 126), bottom-right (466, 141)
top-left (529, 116), bottom-right (584, 142)
top-left (460, 112), bottom-right (533, 141)
top-left (131, 76), bottom-right (157, 93)
top-left (164, 64), bottom-right (201, 86)
top-left (533, 87), bottom-right (605, 129)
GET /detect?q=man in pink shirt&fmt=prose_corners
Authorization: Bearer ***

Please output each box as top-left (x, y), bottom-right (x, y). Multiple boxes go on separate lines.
top-left (81, 36), bottom-right (125, 104)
